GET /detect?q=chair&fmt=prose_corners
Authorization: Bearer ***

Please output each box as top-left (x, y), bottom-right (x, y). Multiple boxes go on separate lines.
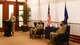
top-left (34, 22), bottom-right (37, 27)
top-left (34, 22), bottom-right (44, 38)
top-left (54, 25), bottom-right (70, 45)
top-left (21, 25), bottom-right (28, 32)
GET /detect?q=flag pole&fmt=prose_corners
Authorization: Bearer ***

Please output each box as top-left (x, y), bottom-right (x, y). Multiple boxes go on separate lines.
top-left (48, 1), bottom-right (50, 7)
top-left (38, 0), bottom-right (40, 20)
top-left (65, 0), bottom-right (66, 6)
top-left (64, 0), bottom-right (66, 22)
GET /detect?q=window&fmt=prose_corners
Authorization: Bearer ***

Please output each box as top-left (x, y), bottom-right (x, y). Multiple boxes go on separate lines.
top-left (7, 0), bottom-right (16, 1)
top-left (0, 0), bottom-right (5, 1)
top-left (19, 5), bottom-right (23, 27)
top-left (17, 0), bottom-right (26, 2)
top-left (9, 5), bottom-right (14, 19)
top-left (0, 4), bottom-right (3, 28)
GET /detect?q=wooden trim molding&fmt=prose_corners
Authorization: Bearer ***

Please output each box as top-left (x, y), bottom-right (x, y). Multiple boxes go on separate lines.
top-left (70, 34), bottom-right (80, 43)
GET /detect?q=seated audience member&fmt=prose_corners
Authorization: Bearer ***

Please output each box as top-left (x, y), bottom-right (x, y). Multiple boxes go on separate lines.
top-left (48, 21), bottom-right (67, 45)
top-left (30, 20), bottom-right (43, 38)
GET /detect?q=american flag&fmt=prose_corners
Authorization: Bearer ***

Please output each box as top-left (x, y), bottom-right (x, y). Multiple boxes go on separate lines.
top-left (47, 3), bottom-right (51, 26)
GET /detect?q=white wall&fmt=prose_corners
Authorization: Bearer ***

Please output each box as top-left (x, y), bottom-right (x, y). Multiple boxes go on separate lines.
top-left (28, 0), bottom-right (40, 20)
top-left (55, 2), bottom-right (65, 22)
top-left (40, 0), bottom-right (48, 21)
top-left (67, 1), bottom-right (80, 23)
top-left (70, 24), bottom-right (80, 36)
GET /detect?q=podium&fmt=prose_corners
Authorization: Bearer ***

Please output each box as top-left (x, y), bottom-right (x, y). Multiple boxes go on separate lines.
top-left (3, 20), bottom-right (12, 37)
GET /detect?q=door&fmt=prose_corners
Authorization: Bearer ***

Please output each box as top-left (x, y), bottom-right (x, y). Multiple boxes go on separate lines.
top-left (7, 2), bottom-right (17, 31)
top-left (8, 2), bottom-right (25, 31)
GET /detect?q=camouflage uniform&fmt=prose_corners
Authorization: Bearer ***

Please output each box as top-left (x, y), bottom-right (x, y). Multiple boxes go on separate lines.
top-left (50, 25), bottom-right (67, 45)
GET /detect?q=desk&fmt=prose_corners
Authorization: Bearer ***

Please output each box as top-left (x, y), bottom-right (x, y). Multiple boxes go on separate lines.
top-left (45, 26), bottom-right (58, 39)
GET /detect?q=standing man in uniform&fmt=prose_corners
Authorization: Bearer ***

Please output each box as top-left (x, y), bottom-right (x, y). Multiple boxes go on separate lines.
top-left (10, 13), bottom-right (16, 35)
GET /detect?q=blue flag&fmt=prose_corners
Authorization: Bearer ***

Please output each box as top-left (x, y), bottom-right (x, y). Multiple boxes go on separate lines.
top-left (64, 5), bottom-right (68, 24)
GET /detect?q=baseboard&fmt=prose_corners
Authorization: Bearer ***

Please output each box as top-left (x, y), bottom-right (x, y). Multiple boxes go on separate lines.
top-left (70, 34), bottom-right (80, 43)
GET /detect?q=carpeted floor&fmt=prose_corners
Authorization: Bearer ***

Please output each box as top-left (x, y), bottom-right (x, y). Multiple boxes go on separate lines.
top-left (0, 31), bottom-right (79, 45)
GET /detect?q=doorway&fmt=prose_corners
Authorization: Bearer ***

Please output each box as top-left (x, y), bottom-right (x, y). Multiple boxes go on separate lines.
top-left (0, 1), bottom-right (25, 32)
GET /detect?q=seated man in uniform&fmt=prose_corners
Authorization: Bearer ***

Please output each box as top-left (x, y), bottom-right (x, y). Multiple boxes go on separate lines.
top-left (30, 20), bottom-right (43, 38)
top-left (48, 21), bottom-right (67, 45)
top-left (34, 21), bottom-right (43, 38)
